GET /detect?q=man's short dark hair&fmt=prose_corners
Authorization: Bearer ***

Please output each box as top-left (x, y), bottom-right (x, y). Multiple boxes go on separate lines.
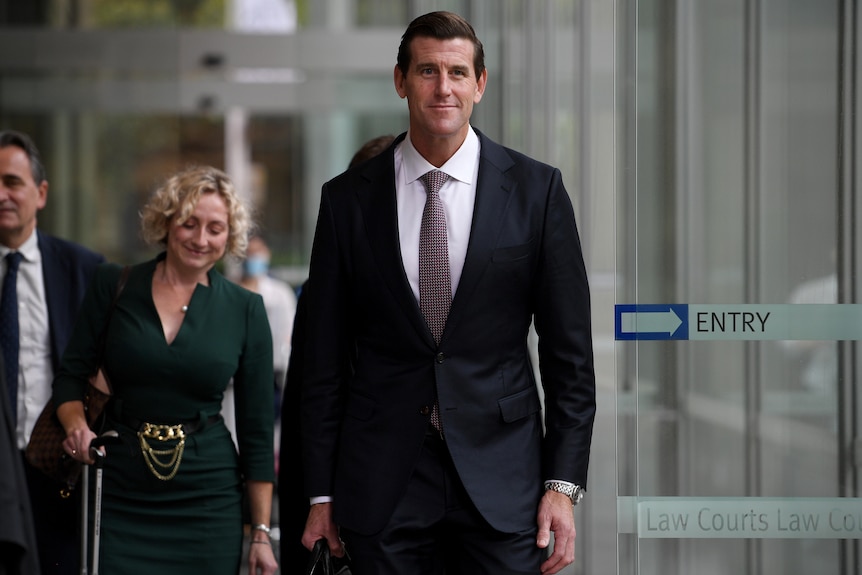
top-left (396, 11), bottom-right (485, 79)
top-left (0, 130), bottom-right (47, 184)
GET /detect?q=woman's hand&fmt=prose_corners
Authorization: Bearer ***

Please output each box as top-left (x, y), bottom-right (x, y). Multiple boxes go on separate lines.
top-left (61, 426), bottom-right (98, 464)
top-left (57, 400), bottom-right (99, 464)
top-left (246, 480), bottom-right (278, 574)
top-left (248, 530), bottom-right (278, 575)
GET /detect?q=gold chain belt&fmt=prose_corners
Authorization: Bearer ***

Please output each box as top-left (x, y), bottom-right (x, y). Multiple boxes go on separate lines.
top-left (137, 422), bottom-right (186, 481)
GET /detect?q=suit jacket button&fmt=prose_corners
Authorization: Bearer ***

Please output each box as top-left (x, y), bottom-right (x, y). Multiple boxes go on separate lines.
top-left (420, 406), bottom-right (431, 416)
top-left (435, 352), bottom-right (445, 364)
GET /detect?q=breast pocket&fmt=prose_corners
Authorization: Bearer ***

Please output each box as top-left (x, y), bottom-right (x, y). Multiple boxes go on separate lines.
top-left (491, 238), bottom-right (534, 264)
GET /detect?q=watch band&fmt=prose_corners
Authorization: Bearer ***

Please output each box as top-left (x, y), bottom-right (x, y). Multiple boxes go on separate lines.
top-left (252, 524), bottom-right (271, 537)
top-left (544, 481), bottom-right (584, 506)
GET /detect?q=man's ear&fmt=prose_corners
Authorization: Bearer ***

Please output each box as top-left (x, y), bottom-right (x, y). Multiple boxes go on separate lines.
top-left (394, 65), bottom-right (407, 99)
top-left (474, 68), bottom-right (488, 104)
top-left (36, 180), bottom-right (48, 210)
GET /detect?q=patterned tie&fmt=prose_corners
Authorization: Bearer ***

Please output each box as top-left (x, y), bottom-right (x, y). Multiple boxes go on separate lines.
top-left (1, 252), bottom-right (23, 421)
top-left (419, 169), bottom-right (451, 342)
top-left (419, 170), bottom-right (450, 431)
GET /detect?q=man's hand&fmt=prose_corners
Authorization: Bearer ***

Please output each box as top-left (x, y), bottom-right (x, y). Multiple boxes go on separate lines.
top-left (301, 502), bottom-right (345, 558)
top-left (536, 490), bottom-right (576, 575)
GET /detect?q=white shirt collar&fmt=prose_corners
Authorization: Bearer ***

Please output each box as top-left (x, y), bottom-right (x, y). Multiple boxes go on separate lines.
top-left (401, 127), bottom-right (480, 186)
top-left (1, 229), bottom-right (40, 265)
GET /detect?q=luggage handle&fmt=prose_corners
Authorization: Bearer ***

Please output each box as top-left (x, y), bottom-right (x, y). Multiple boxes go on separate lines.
top-left (81, 431), bottom-right (121, 575)
top-left (89, 431), bottom-right (120, 456)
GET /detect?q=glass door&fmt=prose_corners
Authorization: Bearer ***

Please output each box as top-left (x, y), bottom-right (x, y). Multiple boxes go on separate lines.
top-left (616, 0), bottom-right (861, 573)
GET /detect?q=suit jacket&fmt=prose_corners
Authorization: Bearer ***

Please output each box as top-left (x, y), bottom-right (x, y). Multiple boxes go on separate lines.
top-left (36, 230), bottom-right (105, 373)
top-left (302, 130), bottom-right (596, 535)
top-left (0, 354), bottom-right (40, 575)
top-left (278, 282), bottom-right (311, 567)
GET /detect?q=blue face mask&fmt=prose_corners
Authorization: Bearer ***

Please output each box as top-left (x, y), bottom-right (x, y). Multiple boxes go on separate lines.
top-left (243, 256), bottom-right (269, 278)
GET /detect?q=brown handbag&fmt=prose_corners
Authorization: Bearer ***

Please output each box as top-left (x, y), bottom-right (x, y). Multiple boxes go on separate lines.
top-left (25, 266), bottom-right (130, 497)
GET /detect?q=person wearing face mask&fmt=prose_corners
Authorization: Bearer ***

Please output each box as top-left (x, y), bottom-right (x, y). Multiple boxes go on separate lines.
top-left (238, 234), bottom-right (297, 416)
top-left (222, 234), bottom-right (297, 468)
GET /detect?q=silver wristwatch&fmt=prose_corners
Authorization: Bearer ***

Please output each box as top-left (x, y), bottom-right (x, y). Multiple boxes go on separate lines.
top-left (544, 481), bottom-right (584, 506)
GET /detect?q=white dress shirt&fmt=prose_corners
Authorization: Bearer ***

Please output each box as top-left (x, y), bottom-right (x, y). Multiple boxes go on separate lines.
top-left (1, 230), bottom-right (52, 450)
top-left (395, 127), bottom-right (480, 302)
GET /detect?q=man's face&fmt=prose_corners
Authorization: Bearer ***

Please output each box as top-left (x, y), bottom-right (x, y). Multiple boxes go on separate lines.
top-left (0, 145), bottom-right (47, 248)
top-left (394, 36), bottom-right (487, 147)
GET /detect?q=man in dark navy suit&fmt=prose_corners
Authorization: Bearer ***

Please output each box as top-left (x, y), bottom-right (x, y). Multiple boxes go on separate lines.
top-left (300, 12), bottom-right (596, 575)
top-left (0, 130), bottom-right (104, 575)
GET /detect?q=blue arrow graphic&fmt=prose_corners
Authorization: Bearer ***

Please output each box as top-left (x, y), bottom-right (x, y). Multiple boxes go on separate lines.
top-left (615, 304), bottom-right (689, 340)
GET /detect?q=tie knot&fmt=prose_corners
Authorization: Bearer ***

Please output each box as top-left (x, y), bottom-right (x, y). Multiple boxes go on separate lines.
top-left (420, 170), bottom-right (449, 195)
top-left (5, 252), bottom-right (23, 272)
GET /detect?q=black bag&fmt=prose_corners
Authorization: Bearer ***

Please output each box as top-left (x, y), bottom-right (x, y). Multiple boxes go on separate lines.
top-left (305, 539), bottom-right (352, 575)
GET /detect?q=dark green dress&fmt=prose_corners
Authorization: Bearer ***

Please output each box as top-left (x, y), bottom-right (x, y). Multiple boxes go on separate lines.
top-left (53, 254), bottom-right (274, 574)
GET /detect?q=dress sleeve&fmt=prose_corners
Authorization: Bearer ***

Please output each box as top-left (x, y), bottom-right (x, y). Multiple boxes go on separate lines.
top-left (52, 263), bottom-right (125, 407)
top-left (233, 293), bottom-right (275, 482)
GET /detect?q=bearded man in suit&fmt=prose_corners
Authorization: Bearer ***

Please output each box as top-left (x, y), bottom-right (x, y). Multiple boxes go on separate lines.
top-left (300, 12), bottom-right (596, 575)
top-left (0, 130), bottom-right (104, 574)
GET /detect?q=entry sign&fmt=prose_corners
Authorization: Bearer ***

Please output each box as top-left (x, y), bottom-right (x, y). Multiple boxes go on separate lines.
top-left (615, 304), bottom-right (862, 341)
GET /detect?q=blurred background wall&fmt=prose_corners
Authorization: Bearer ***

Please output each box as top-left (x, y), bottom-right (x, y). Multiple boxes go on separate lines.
top-left (4, 1), bottom-right (861, 574)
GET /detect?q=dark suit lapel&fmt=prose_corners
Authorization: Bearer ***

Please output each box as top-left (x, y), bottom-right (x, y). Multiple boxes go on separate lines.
top-left (37, 231), bottom-right (65, 371)
top-left (444, 133), bottom-right (515, 340)
top-left (357, 140), bottom-right (433, 344)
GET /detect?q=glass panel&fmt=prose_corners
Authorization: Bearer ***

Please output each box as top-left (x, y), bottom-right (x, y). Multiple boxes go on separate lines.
top-left (623, 0), bottom-right (848, 573)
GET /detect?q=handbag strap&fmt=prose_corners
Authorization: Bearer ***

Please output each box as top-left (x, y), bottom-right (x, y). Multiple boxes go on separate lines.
top-left (94, 265), bottom-right (131, 395)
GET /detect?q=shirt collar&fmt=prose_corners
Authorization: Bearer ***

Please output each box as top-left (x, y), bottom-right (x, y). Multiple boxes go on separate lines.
top-left (1, 228), bottom-right (40, 264)
top-left (401, 126), bottom-right (480, 186)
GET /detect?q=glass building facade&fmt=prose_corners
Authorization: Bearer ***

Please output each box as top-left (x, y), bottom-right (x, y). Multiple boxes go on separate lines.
top-left (1, 1), bottom-right (859, 573)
